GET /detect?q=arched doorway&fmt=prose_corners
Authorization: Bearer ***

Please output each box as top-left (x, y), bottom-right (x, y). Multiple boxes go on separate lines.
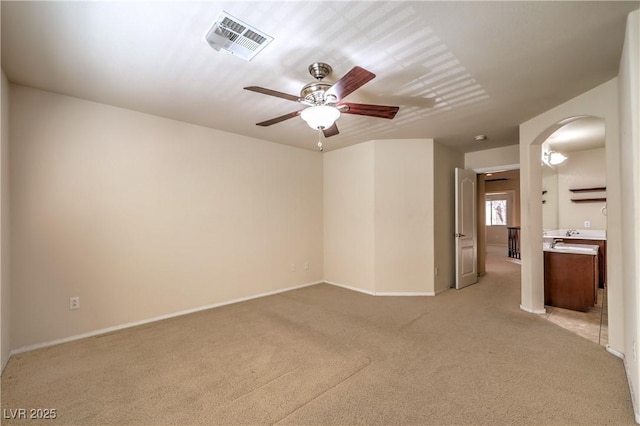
top-left (518, 79), bottom-right (622, 354)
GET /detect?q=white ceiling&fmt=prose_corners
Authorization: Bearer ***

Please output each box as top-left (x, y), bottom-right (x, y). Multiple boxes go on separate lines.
top-left (544, 116), bottom-right (606, 153)
top-left (2, 1), bottom-right (638, 153)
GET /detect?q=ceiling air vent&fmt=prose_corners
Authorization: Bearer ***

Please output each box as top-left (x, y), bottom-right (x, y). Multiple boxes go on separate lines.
top-left (204, 11), bottom-right (273, 61)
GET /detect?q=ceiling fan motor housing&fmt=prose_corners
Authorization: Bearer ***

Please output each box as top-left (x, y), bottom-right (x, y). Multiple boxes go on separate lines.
top-left (308, 62), bottom-right (332, 80)
top-left (300, 81), bottom-right (334, 104)
top-left (301, 62), bottom-right (336, 105)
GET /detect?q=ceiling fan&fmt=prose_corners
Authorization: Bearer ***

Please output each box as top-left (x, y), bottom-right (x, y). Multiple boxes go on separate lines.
top-left (244, 62), bottom-right (400, 151)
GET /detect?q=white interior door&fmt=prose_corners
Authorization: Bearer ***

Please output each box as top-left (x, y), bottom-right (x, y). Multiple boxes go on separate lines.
top-left (455, 168), bottom-right (478, 289)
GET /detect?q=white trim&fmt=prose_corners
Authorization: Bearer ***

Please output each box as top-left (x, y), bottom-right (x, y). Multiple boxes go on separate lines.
top-left (375, 291), bottom-right (435, 296)
top-left (606, 345), bottom-right (625, 359)
top-left (472, 163), bottom-right (520, 174)
top-left (1, 352), bottom-right (9, 374)
top-left (324, 281), bottom-right (376, 296)
top-left (325, 281), bottom-right (438, 296)
top-left (10, 280), bottom-right (323, 356)
top-left (519, 304), bottom-right (547, 315)
top-left (621, 352), bottom-right (640, 424)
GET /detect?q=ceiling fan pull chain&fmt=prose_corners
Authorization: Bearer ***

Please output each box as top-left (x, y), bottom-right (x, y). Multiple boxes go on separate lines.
top-left (317, 128), bottom-right (324, 152)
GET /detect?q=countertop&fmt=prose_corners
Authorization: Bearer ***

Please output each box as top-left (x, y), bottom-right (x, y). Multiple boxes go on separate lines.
top-left (543, 242), bottom-right (600, 255)
top-left (543, 229), bottom-right (606, 241)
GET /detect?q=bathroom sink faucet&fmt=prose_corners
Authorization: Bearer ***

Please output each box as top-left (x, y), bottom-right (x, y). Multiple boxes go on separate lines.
top-left (566, 229), bottom-right (579, 237)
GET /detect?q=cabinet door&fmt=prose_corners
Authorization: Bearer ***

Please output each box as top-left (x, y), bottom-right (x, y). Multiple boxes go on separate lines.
top-left (571, 239), bottom-right (606, 287)
top-left (544, 252), bottom-right (596, 312)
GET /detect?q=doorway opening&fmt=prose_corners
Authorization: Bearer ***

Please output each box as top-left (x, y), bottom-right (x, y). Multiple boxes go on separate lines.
top-left (535, 116), bottom-right (608, 346)
top-left (477, 169), bottom-right (521, 275)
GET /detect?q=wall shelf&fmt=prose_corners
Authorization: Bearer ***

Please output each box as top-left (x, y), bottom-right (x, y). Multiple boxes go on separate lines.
top-left (569, 187), bottom-right (606, 193)
top-left (571, 198), bottom-right (607, 203)
top-left (569, 187), bottom-right (606, 203)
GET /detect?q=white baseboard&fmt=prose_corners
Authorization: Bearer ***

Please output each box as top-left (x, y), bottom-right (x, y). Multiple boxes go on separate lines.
top-left (325, 281), bottom-right (437, 296)
top-left (606, 345), bottom-right (625, 359)
top-left (324, 281), bottom-right (376, 296)
top-left (620, 351), bottom-right (640, 424)
top-left (10, 280), bottom-right (324, 356)
top-left (519, 304), bottom-right (547, 315)
top-left (1, 351), bottom-right (9, 374)
top-left (375, 291), bottom-right (435, 296)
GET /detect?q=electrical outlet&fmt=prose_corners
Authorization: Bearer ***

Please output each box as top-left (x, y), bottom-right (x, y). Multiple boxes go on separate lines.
top-left (69, 296), bottom-right (80, 310)
top-left (584, 220), bottom-right (591, 228)
top-left (435, 267), bottom-right (439, 276)
top-left (304, 262), bottom-right (309, 270)
top-left (290, 263), bottom-right (296, 272)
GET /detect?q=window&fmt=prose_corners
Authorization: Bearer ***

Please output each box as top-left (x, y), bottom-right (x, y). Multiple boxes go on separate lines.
top-left (486, 200), bottom-right (507, 226)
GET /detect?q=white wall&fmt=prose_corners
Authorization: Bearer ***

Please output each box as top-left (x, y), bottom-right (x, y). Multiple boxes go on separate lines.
top-left (1, 71), bottom-right (10, 371)
top-left (323, 142), bottom-right (375, 293)
top-left (619, 9), bottom-right (640, 423)
top-left (519, 80), bottom-right (622, 343)
top-left (434, 142), bottom-right (464, 293)
top-left (324, 138), bottom-right (459, 295)
top-left (556, 147), bottom-right (607, 230)
top-left (10, 85), bottom-right (324, 350)
top-left (465, 145), bottom-right (519, 171)
top-left (374, 140), bottom-right (435, 294)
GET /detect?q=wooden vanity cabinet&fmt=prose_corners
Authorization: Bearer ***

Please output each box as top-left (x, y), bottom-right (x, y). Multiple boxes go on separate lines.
top-left (569, 238), bottom-right (606, 287)
top-left (544, 251), bottom-right (599, 312)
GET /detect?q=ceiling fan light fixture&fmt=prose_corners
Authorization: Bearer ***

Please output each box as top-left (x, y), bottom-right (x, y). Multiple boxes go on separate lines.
top-left (300, 105), bottom-right (341, 130)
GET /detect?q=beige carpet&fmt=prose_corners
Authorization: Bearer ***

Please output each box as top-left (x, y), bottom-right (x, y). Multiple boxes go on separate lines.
top-left (1, 252), bottom-right (635, 425)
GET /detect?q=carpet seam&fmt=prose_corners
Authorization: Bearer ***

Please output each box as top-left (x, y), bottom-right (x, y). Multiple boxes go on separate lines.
top-left (229, 366), bottom-right (302, 403)
top-left (271, 356), bottom-right (373, 425)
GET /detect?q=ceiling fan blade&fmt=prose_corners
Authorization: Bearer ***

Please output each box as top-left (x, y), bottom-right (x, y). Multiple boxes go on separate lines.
top-left (244, 86), bottom-right (302, 103)
top-left (322, 123), bottom-right (339, 138)
top-left (326, 66), bottom-right (376, 101)
top-left (256, 110), bottom-right (303, 126)
top-left (339, 102), bottom-right (399, 120)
